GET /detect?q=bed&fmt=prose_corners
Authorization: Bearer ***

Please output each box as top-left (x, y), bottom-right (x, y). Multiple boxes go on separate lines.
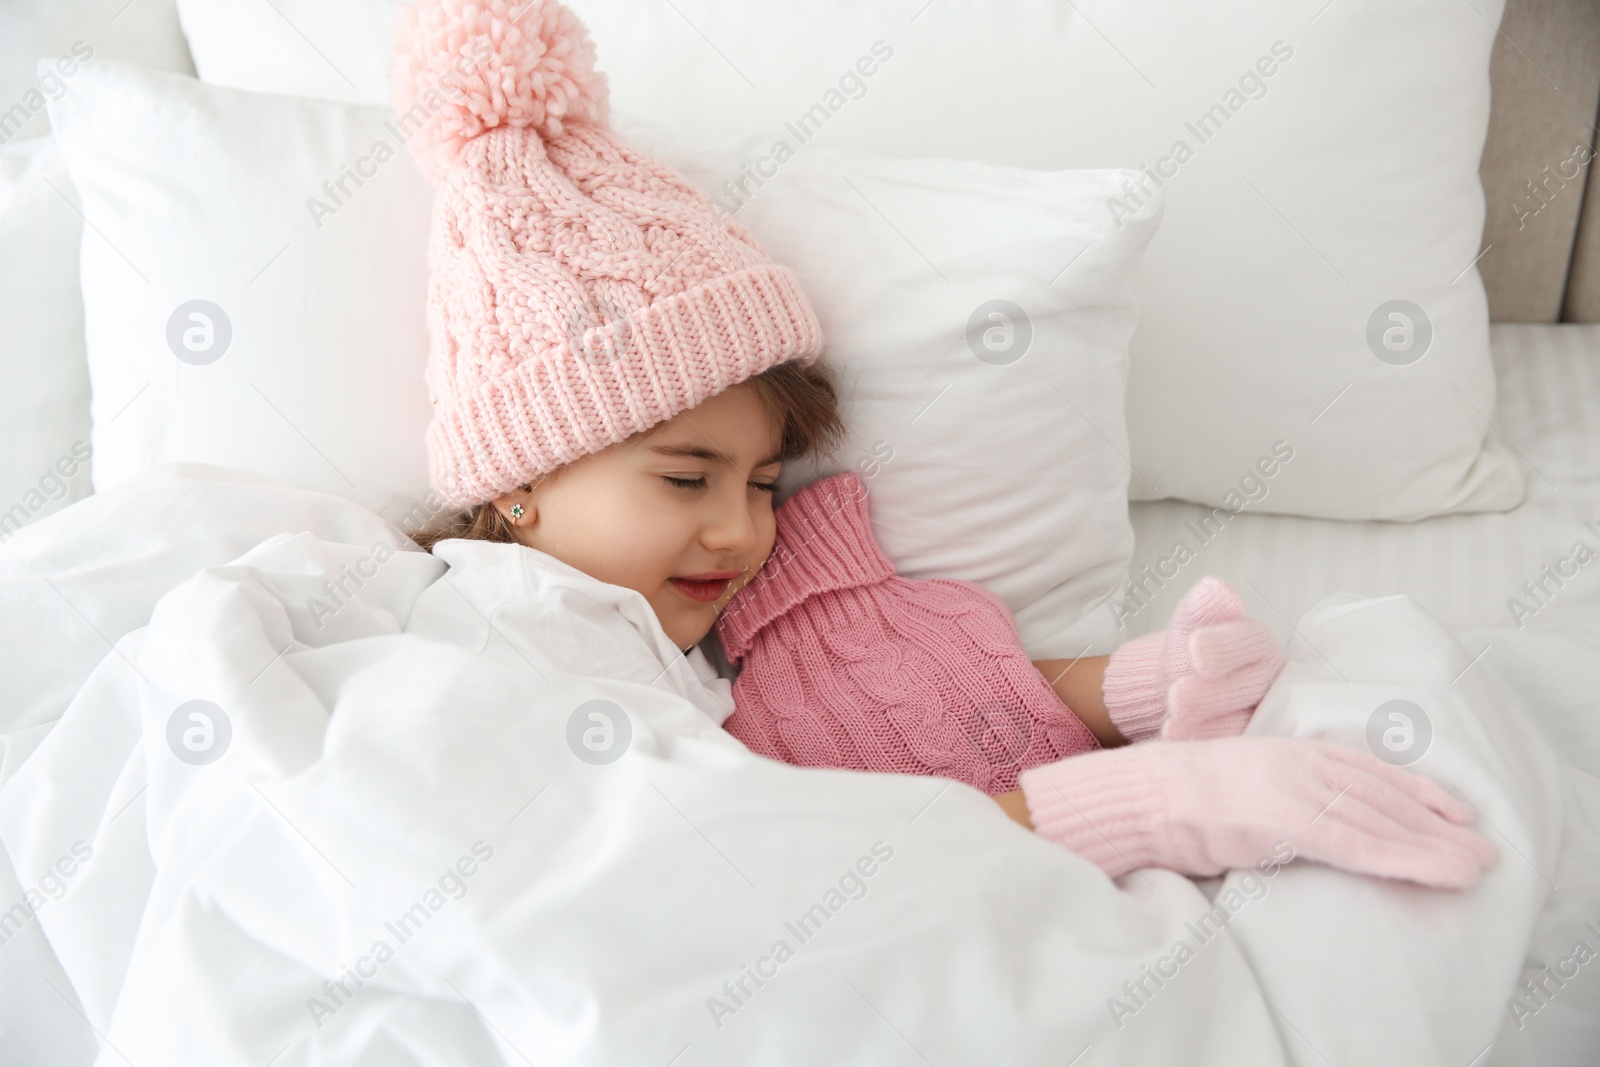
top-left (1121, 325), bottom-right (1600, 644)
top-left (3, 0), bottom-right (1599, 1064)
top-left (1125, 322), bottom-right (1600, 1065)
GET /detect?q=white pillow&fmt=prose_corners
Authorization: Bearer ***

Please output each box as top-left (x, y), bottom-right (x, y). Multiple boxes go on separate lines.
top-left (0, 136), bottom-right (91, 540)
top-left (616, 114), bottom-right (1159, 656)
top-left (175, 0), bottom-right (396, 105)
top-left (176, 0), bottom-right (1525, 521)
top-left (49, 59), bottom-right (1162, 656)
top-left (0, 0), bottom-right (193, 143)
top-left (572, 1), bottom-right (1526, 524)
top-left (48, 60), bottom-right (438, 526)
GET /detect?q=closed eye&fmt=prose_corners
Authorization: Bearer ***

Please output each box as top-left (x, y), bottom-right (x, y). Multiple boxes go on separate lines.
top-left (662, 475), bottom-right (778, 492)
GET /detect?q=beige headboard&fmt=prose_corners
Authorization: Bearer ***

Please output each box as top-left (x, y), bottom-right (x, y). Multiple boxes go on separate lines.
top-left (1479, 0), bottom-right (1600, 321)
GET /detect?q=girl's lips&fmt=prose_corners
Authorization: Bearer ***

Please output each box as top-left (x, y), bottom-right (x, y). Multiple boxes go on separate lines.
top-left (669, 576), bottom-right (733, 603)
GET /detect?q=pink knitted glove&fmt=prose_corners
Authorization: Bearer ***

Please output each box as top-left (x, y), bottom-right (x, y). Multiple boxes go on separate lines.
top-left (1017, 737), bottom-right (1497, 889)
top-left (1103, 576), bottom-right (1285, 742)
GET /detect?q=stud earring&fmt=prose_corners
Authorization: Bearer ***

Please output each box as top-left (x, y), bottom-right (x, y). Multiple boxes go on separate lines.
top-left (510, 504), bottom-right (525, 520)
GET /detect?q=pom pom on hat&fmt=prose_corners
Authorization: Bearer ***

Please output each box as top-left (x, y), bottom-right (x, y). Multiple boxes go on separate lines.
top-left (392, 0), bottom-right (610, 180)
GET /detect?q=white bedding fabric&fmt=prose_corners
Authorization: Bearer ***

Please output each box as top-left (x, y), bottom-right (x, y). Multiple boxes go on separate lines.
top-left (1461, 613), bottom-right (1600, 1067)
top-left (0, 464), bottom-right (1593, 1066)
top-left (1119, 324), bottom-right (1600, 644)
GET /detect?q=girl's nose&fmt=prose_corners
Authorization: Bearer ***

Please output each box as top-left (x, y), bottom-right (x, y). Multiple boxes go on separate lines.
top-left (704, 488), bottom-right (762, 557)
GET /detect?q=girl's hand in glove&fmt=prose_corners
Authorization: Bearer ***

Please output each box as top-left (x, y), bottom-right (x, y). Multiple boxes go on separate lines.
top-left (1103, 576), bottom-right (1286, 742)
top-left (1013, 736), bottom-right (1498, 890)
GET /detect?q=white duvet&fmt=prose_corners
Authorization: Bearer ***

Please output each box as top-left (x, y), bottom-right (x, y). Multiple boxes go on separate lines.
top-left (0, 464), bottom-right (1590, 1066)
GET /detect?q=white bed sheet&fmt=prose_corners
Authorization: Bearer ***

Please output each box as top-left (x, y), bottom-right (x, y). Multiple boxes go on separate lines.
top-left (1119, 324), bottom-right (1600, 643)
top-left (0, 465), bottom-right (1586, 1067)
top-left (1463, 611), bottom-right (1600, 1067)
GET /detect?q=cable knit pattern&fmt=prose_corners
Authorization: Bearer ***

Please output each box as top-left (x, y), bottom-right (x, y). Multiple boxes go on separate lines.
top-left (393, 0), bottom-right (824, 509)
top-left (715, 472), bottom-right (1099, 796)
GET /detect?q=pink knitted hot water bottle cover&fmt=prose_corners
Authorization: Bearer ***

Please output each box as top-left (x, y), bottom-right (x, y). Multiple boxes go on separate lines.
top-left (714, 472), bottom-right (1098, 796)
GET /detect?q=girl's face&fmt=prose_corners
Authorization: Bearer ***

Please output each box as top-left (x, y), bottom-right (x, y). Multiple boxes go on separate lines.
top-left (493, 383), bottom-right (783, 651)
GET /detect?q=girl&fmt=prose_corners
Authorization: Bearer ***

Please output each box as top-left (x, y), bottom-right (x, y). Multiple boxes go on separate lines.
top-left (397, 0), bottom-right (1494, 890)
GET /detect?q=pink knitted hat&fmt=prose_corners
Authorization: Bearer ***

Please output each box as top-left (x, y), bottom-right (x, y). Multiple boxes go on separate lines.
top-left (715, 472), bottom-right (1100, 796)
top-left (392, 0), bottom-right (825, 509)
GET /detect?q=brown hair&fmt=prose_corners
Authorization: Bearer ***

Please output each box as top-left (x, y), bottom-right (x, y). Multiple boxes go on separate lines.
top-left (410, 358), bottom-right (846, 553)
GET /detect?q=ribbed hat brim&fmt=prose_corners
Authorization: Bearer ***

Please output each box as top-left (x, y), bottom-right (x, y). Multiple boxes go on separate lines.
top-left (428, 262), bottom-right (823, 509)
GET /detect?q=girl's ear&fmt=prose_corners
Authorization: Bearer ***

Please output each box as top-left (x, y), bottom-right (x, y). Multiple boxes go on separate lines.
top-left (493, 484), bottom-right (536, 527)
